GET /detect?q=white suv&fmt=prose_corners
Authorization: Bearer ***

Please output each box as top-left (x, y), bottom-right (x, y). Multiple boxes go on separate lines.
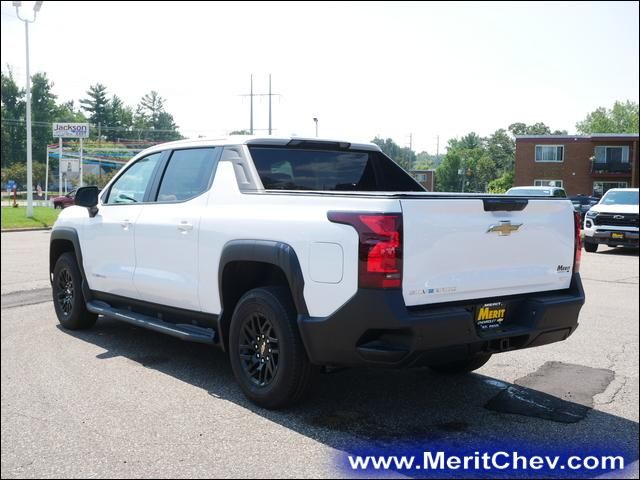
top-left (583, 188), bottom-right (639, 252)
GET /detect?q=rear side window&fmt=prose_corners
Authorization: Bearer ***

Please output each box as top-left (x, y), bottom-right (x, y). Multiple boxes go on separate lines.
top-left (156, 148), bottom-right (218, 202)
top-left (249, 147), bottom-right (423, 192)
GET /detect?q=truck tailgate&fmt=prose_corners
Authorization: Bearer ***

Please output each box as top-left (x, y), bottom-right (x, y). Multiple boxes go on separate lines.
top-left (400, 198), bottom-right (576, 306)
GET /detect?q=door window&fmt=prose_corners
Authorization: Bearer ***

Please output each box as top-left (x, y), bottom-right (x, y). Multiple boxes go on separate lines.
top-left (106, 153), bottom-right (162, 204)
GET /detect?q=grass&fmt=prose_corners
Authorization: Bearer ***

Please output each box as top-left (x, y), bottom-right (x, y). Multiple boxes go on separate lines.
top-left (1, 206), bottom-right (60, 229)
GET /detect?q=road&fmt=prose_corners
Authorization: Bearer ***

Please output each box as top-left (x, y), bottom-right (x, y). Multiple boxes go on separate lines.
top-left (1, 230), bottom-right (638, 478)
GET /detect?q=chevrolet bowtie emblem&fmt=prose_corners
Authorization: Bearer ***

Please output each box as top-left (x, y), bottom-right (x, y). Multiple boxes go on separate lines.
top-left (487, 221), bottom-right (523, 236)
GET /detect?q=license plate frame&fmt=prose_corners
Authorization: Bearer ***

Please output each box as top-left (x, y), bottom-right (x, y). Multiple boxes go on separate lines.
top-left (475, 301), bottom-right (508, 331)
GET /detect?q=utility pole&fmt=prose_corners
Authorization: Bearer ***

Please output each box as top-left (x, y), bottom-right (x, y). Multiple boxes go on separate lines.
top-left (240, 74), bottom-right (280, 135)
top-left (268, 74), bottom-right (272, 135)
top-left (409, 133), bottom-right (413, 151)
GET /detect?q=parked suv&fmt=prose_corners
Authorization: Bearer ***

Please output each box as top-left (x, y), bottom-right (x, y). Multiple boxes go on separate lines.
top-left (583, 188), bottom-right (639, 252)
top-left (50, 137), bottom-right (584, 408)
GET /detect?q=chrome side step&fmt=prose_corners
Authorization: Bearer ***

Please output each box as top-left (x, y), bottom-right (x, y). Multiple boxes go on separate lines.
top-left (86, 300), bottom-right (217, 344)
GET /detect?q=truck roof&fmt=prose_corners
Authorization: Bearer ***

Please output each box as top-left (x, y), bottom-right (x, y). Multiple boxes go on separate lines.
top-left (140, 136), bottom-right (382, 154)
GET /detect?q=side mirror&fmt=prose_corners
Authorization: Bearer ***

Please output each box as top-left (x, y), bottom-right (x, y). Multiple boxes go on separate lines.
top-left (75, 186), bottom-right (99, 217)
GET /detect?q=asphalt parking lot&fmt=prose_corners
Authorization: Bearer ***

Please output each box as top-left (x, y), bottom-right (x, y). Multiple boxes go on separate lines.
top-left (1, 230), bottom-right (638, 478)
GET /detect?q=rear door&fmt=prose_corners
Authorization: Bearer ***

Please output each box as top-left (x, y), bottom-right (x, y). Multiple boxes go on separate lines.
top-left (400, 197), bottom-right (576, 306)
top-left (132, 147), bottom-right (221, 311)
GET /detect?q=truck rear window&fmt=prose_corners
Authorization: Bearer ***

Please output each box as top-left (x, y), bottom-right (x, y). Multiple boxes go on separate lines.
top-left (249, 147), bottom-right (423, 192)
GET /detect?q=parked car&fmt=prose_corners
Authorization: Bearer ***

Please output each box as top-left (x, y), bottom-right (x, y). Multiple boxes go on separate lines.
top-left (506, 186), bottom-right (567, 197)
top-left (52, 190), bottom-right (77, 209)
top-left (569, 194), bottom-right (600, 219)
top-left (50, 137), bottom-right (584, 408)
top-left (583, 188), bottom-right (639, 252)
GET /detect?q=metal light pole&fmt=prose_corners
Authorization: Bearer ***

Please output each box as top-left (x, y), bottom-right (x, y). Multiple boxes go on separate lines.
top-left (14, 1), bottom-right (43, 218)
top-left (313, 117), bottom-right (318, 137)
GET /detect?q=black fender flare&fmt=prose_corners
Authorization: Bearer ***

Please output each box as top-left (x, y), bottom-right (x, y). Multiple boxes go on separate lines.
top-left (217, 240), bottom-right (308, 316)
top-left (49, 227), bottom-right (92, 301)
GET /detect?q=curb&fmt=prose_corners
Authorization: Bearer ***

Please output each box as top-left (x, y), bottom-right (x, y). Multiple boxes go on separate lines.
top-left (1, 227), bottom-right (53, 233)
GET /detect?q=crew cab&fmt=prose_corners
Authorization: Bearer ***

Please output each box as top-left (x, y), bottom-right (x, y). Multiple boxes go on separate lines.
top-left (49, 137), bottom-right (585, 408)
top-left (583, 188), bottom-right (639, 252)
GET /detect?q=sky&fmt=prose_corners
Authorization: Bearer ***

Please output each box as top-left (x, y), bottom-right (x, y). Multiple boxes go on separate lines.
top-left (1, 1), bottom-right (639, 153)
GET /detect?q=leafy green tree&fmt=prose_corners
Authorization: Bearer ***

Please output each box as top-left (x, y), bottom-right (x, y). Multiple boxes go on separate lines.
top-left (1, 160), bottom-right (47, 188)
top-left (435, 144), bottom-right (463, 192)
top-left (435, 136), bottom-right (497, 192)
top-left (486, 128), bottom-right (515, 174)
top-left (106, 95), bottom-right (133, 141)
top-left (508, 122), bottom-right (567, 136)
top-left (30, 73), bottom-right (58, 165)
top-left (414, 151), bottom-right (434, 170)
top-left (371, 136), bottom-right (415, 171)
top-left (83, 169), bottom-right (117, 189)
top-left (1, 68), bottom-right (25, 168)
top-left (80, 83), bottom-right (111, 135)
top-left (56, 100), bottom-right (86, 123)
top-left (135, 91), bottom-right (181, 141)
top-left (576, 100), bottom-right (639, 134)
top-left (487, 172), bottom-right (514, 193)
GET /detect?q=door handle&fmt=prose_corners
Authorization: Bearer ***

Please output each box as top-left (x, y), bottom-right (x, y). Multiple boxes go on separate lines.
top-left (120, 219), bottom-right (132, 230)
top-left (177, 221), bottom-right (193, 232)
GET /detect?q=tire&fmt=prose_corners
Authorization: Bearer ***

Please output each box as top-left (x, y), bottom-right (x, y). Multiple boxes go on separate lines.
top-left (52, 252), bottom-right (97, 330)
top-left (584, 240), bottom-right (598, 253)
top-left (54, 203), bottom-right (61, 209)
top-left (429, 353), bottom-right (492, 374)
top-left (229, 287), bottom-right (314, 409)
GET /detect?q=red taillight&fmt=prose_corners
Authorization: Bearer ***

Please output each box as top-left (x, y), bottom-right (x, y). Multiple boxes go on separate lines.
top-left (328, 212), bottom-right (403, 289)
top-left (573, 210), bottom-right (582, 273)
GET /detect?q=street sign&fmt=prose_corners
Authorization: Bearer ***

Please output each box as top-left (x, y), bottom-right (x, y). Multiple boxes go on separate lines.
top-left (52, 123), bottom-right (90, 138)
top-left (6, 180), bottom-right (16, 192)
top-left (61, 159), bottom-right (80, 173)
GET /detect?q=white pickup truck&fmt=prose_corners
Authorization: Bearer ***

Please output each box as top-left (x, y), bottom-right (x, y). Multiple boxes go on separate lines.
top-left (50, 137), bottom-right (585, 408)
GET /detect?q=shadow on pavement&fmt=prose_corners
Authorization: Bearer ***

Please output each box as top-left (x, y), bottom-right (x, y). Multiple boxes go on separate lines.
top-left (60, 318), bottom-right (639, 478)
top-left (595, 246), bottom-right (639, 256)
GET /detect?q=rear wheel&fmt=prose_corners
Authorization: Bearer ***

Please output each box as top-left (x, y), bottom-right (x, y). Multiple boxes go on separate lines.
top-left (429, 353), bottom-right (492, 374)
top-left (584, 239), bottom-right (598, 253)
top-left (52, 252), bottom-right (97, 330)
top-left (229, 287), bottom-right (314, 409)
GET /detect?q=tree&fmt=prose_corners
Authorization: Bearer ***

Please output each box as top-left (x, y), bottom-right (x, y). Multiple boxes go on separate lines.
top-left (414, 151), bottom-right (435, 169)
top-left (487, 172), bottom-right (514, 193)
top-left (486, 129), bottom-right (515, 174)
top-left (83, 170), bottom-right (117, 189)
top-left (576, 101), bottom-right (639, 134)
top-left (106, 95), bottom-right (133, 141)
top-left (80, 83), bottom-right (111, 134)
top-left (30, 73), bottom-right (58, 165)
top-left (1, 68), bottom-right (25, 168)
top-left (230, 129), bottom-right (252, 135)
top-left (371, 137), bottom-right (415, 171)
top-left (135, 91), bottom-right (181, 141)
top-left (508, 122), bottom-right (567, 136)
top-left (435, 136), bottom-right (498, 192)
top-left (1, 160), bottom-right (47, 188)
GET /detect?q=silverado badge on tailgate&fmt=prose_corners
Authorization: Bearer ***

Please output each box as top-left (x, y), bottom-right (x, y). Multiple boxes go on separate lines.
top-left (476, 302), bottom-right (507, 330)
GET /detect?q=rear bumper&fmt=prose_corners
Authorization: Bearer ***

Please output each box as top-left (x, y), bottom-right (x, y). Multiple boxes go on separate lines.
top-left (298, 274), bottom-right (585, 367)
